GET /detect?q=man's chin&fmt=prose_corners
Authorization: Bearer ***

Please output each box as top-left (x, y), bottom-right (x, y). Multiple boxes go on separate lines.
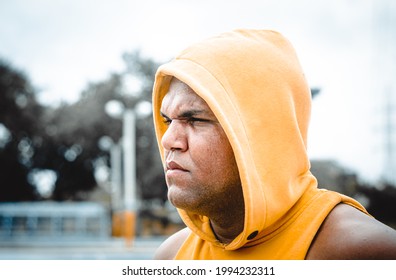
top-left (168, 193), bottom-right (196, 212)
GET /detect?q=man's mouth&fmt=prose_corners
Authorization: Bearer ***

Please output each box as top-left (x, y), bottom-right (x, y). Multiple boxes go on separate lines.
top-left (166, 161), bottom-right (187, 172)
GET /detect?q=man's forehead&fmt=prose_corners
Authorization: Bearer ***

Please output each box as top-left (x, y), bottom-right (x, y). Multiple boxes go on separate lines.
top-left (166, 78), bottom-right (197, 98)
top-left (161, 79), bottom-right (209, 112)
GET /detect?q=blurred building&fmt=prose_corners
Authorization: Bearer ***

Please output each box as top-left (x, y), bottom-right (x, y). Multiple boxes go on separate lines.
top-left (310, 159), bottom-right (359, 198)
top-left (0, 202), bottom-right (110, 244)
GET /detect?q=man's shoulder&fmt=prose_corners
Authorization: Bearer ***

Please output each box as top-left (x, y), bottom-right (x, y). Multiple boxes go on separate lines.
top-left (154, 227), bottom-right (191, 260)
top-left (306, 203), bottom-right (396, 259)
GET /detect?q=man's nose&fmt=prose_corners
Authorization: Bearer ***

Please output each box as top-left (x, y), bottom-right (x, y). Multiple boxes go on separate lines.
top-left (161, 121), bottom-right (188, 151)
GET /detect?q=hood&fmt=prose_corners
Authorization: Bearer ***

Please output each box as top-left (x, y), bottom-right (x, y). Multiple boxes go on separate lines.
top-left (152, 29), bottom-right (317, 250)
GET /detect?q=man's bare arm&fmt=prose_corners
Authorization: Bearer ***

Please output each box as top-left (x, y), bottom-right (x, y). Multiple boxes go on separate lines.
top-left (307, 203), bottom-right (396, 259)
top-left (154, 227), bottom-right (191, 260)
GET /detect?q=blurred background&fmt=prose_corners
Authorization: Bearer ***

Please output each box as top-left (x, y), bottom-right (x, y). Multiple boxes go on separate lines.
top-left (0, 0), bottom-right (395, 259)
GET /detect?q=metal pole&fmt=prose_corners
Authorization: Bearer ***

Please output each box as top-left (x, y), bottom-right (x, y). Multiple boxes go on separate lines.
top-left (123, 109), bottom-right (136, 210)
top-left (110, 142), bottom-right (122, 211)
top-left (122, 108), bottom-right (137, 245)
top-left (110, 142), bottom-right (123, 237)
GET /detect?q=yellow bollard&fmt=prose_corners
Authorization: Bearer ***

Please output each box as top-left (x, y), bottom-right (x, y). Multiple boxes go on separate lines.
top-left (123, 210), bottom-right (136, 247)
top-left (111, 211), bottom-right (123, 237)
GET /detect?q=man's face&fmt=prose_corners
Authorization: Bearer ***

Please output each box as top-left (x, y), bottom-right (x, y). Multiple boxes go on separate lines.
top-left (160, 79), bottom-right (243, 217)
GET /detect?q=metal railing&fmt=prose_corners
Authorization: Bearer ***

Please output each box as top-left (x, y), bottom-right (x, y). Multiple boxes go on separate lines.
top-left (0, 202), bottom-right (110, 241)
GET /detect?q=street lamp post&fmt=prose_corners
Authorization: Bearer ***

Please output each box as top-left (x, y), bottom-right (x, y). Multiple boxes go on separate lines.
top-left (122, 108), bottom-right (137, 246)
top-left (108, 141), bottom-right (123, 236)
top-left (105, 99), bottom-right (152, 246)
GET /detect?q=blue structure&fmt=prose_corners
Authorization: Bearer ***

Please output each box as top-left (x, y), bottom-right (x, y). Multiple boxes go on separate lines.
top-left (0, 202), bottom-right (110, 242)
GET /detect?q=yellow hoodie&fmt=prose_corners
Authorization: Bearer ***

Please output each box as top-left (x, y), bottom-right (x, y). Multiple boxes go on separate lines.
top-left (152, 29), bottom-right (367, 259)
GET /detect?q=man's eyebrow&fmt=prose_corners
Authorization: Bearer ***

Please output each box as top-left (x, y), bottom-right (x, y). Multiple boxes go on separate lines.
top-left (160, 111), bottom-right (169, 119)
top-left (178, 110), bottom-right (206, 119)
top-left (160, 110), bottom-right (207, 119)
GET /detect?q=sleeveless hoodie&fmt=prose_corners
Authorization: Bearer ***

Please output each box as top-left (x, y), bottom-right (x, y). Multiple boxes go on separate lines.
top-left (152, 29), bottom-right (368, 259)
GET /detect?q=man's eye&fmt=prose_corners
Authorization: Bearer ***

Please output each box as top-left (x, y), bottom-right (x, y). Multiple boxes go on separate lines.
top-left (186, 118), bottom-right (208, 125)
top-left (186, 118), bottom-right (197, 125)
top-left (163, 118), bottom-right (172, 126)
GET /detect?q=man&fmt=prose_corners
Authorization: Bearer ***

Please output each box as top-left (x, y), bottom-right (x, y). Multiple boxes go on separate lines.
top-left (151, 29), bottom-right (396, 259)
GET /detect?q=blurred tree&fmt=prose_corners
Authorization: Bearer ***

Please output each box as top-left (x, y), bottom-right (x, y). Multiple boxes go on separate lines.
top-left (35, 51), bottom-right (167, 202)
top-left (357, 183), bottom-right (396, 229)
top-left (0, 51), bottom-right (168, 204)
top-left (0, 59), bottom-right (42, 201)
top-left (34, 74), bottom-right (123, 200)
top-left (34, 74), bottom-right (124, 200)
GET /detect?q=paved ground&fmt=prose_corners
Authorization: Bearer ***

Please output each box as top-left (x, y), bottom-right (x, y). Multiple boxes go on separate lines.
top-left (0, 236), bottom-right (166, 260)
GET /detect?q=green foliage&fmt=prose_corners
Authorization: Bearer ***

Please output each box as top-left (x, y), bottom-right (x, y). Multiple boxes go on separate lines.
top-left (0, 59), bottom-right (43, 201)
top-left (0, 51), bottom-right (167, 203)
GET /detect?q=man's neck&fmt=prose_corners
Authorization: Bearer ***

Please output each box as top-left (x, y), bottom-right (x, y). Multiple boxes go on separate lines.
top-left (209, 212), bottom-right (244, 244)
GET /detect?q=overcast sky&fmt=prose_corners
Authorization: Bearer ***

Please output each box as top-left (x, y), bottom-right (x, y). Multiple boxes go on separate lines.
top-left (1, 0), bottom-right (395, 184)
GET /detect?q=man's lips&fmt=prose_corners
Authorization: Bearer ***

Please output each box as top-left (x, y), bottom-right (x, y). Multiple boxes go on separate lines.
top-left (166, 161), bottom-right (187, 172)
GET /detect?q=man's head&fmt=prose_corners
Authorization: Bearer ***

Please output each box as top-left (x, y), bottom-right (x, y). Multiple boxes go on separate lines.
top-left (152, 30), bottom-right (315, 248)
top-left (160, 78), bottom-right (244, 220)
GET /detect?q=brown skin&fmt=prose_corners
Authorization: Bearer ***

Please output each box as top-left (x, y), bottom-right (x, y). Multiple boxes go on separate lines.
top-left (306, 203), bottom-right (396, 259)
top-left (160, 79), bottom-right (244, 245)
top-left (155, 79), bottom-right (396, 260)
top-left (155, 204), bottom-right (396, 260)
